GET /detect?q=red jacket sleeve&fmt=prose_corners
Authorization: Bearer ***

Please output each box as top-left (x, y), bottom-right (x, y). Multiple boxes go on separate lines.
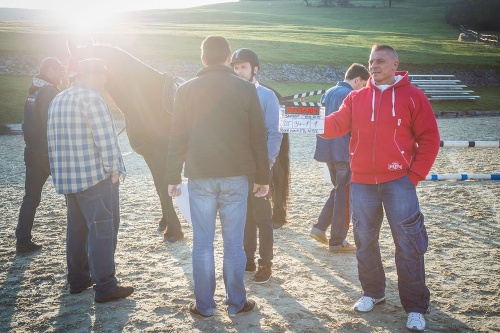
top-left (319, 93), bottom-right (353, 139)
top-left (407, 91), bottom-right (440, 185)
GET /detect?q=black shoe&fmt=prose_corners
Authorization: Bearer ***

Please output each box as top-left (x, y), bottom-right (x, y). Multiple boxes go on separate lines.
top-left (254, 266), bottom-right (272, 284)
top-left (245, 260), bottom-right (256, 272)
top-left (189, 301), bottom-right (213, 319)
top-left (228, 299), bottom-right (256, 317)
top-left (94, 286), bottom-right (134, 303)
top-left (70, 279), bottom-right (93, 294)
top-left (16, 241), bottom-right (42, 253)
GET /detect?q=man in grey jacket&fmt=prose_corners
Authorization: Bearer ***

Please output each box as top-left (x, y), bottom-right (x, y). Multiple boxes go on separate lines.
top-left (166, 36), bottom-right (270, 318)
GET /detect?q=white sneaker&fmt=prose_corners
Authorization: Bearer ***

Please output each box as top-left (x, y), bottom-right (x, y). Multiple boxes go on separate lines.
top-left (406, 312), bottom-right (426, 331)
top-left (353, 296), bottom-right (385, 312)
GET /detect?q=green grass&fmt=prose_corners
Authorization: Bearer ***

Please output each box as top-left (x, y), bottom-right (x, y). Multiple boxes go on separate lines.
top-left (1, 0), bottom-right (499, 125)
top-left (0, 75), bottom-right (31, 124)
top-left (0, 0), bottom-right (498, 68)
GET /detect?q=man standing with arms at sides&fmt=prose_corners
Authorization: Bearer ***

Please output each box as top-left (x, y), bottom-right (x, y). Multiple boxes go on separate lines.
top-left (47, 58), bottom-right (133, 303)
top-left (309, 63), bottom-right (369, 253)
top-left (319, 45), bottom-right (440, 332)
top-left (16, 57), bottom-right (66, 253)
top-left (231, 48), bottom-right (282, 284)
top-left (166, 36), bottom-right (270, 318)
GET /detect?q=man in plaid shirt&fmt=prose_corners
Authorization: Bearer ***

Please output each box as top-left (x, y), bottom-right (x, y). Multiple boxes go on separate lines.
top-left (47, 58), bottom-right (133, 303)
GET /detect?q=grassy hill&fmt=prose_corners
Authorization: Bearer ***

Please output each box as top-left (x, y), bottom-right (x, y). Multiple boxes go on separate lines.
top-left (0, 0), bottom-right (499, 124)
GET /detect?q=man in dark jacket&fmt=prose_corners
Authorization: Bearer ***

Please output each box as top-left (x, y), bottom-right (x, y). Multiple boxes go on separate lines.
top-left (166, 36), bottom-right (269, 318)
top-left (16, 57), bottom-right (65, 253)
top-left (309, 63), bottom-right (369, 252)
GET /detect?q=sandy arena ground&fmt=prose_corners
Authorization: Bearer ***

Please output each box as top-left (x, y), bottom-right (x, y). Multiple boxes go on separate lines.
top-left (0, 116), bottom-right (499, 332)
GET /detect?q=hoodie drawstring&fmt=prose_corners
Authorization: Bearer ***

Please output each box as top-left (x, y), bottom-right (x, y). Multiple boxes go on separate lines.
top-left (392, 88), bottom-right (395, 117)
top-left (371, 87), bottom-right (396, 121)
top-left (371, 90), bottom-right (375, 122)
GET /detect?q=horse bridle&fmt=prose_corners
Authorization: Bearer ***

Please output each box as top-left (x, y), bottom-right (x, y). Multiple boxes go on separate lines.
top-left (163, 75), bottom-right (185, 115)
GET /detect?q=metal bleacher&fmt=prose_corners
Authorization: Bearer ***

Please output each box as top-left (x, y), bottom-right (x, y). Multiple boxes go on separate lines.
top-left (408, 74), bottom-right (480, 101)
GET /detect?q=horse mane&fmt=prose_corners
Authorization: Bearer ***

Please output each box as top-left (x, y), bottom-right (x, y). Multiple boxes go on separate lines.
top-left (92, 43), bottom-right (163, 77)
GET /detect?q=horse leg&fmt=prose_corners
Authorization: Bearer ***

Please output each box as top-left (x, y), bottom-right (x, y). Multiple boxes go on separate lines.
top-left (143, 154), bottom-right (184, 242)
top-left (271, 158), bottom-right (288, 228)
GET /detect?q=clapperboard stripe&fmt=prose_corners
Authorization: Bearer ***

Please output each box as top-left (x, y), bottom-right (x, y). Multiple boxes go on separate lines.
top-left (281, 102), bottom-right (324, 107)
top-left (280, 89), bottom-right (326, 101)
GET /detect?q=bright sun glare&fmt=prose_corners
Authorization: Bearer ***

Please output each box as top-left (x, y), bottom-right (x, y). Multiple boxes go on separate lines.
top-left (26, 0), bottom-right (237, 32)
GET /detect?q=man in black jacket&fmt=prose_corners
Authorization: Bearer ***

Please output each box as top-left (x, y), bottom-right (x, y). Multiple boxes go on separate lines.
top-left (166, 36), bottom-right (269, 318)
top-left (16, 57), bottom-right (65, 253)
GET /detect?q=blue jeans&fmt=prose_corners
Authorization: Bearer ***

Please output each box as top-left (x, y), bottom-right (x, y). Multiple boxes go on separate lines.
top-left (66, 177), bottom-right (120, 297)
top-left (351, 176), bottom-right (430, 314)
top-left (188, 176), bottom-right (248, 316)
top-left (314, 161), bottom-right (351, 246)
top-left (16, 149), bottom-right (50, 244)
top-left (245, 172), bottom-right (273, 266)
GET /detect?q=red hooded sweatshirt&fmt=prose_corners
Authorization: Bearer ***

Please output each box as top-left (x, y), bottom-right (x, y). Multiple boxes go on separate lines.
top-left (321, 71), bottom-right (440, 186)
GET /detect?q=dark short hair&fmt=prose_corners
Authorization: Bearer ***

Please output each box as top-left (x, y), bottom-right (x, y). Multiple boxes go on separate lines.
top-left (345, 63), bottom-right (370, 80)
top-left (371, 44), bottom-right (398, 60)
top-left (201, 35), bottom-right (231, 66)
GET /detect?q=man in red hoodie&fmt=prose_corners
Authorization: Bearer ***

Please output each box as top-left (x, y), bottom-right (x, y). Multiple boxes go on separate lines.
top-left (320, 44), bottom-right (440, 332)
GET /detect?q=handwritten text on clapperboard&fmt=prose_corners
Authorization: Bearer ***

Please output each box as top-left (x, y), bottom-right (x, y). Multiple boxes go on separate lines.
top-left (279, 105), bottom-right (325, 134)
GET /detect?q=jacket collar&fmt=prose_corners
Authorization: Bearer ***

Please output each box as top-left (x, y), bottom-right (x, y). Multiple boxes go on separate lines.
top-left (197, 64), bottom-right (237, 77)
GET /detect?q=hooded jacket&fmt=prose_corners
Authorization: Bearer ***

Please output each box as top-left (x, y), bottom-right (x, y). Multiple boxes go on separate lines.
top-left (22, 76), bottom-right (60, 155)
top-left (321, 71), bottom-right (440, 186)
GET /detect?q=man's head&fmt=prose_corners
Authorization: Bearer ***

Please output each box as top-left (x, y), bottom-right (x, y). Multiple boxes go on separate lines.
top-left (201, 35), bottom-right (231, 66)
top-left (344, 63), bottom-right (370, 90)
top-left (76, 58), bottom-right (107, 92)
top-left (38, 57), bottom-right (66, 86)
top-left (369, 44), bottom-right (399, 85)
top-left (230, 48), bottom-right (260, 83)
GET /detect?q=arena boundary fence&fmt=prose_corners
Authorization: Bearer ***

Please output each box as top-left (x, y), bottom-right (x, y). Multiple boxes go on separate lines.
top-left (425, 140), bottom-right (499, 181)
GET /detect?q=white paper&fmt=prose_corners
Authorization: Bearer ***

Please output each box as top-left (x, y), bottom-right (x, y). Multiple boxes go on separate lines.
top-left (174, 183), bottom-right (191, 223)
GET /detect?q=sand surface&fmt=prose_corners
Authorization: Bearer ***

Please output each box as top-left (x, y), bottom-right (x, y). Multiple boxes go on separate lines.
top-left (0, 116), bottom-right (499, 332)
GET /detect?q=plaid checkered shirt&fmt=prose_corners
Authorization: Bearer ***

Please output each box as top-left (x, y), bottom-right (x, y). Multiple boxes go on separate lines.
top-left (47, 83), bottom-right (125, 194)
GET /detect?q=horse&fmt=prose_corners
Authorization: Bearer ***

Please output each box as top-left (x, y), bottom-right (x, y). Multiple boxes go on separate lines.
top-left (67, 39), bottom-right (185, 242)
top-left (260, 84), bottom-right (290, 229)
top-left (66, 40), bottom-right (291, 240)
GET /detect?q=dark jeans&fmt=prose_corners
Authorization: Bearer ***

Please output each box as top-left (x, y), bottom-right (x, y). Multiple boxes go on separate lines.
top-left (66, 177), bottom-right (120, 297)
top-left (16, 149), bottom-right (50, 244)
top-left (351, 176), bottom-right (430, 314)
top-left (244, 172), bottom-right (273, 267)
top-left (313, 161), bottom-right (351, 246)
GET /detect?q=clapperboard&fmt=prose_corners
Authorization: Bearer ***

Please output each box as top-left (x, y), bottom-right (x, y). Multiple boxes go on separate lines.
top-left (278, 90), bottom-right (326, 134)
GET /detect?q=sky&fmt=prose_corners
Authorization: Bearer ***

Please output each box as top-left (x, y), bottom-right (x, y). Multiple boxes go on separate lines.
top-left (0, 0), bottom-right (238, 31)
top-left (0, 0), bottom-right (238, 11)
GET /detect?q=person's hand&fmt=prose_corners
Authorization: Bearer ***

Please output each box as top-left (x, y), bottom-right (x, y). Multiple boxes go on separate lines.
top-left (110, 172), bottom-right (119, 184)
top-left (168, 184), bottom-right (181, 197)
top-left (253, 184), bottom-right (269, 197)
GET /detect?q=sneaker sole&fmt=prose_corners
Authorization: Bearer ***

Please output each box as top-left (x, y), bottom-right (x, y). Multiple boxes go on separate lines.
top-left (354, 298), bottom-right (386, 312)
top-left (254, 277), bottom-right (270, 284)
top-left (309, 233), bottom-right (328, 245)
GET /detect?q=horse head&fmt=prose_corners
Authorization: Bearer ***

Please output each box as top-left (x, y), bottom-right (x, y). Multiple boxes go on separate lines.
top-left (66, 38), bottom-right (183, 154)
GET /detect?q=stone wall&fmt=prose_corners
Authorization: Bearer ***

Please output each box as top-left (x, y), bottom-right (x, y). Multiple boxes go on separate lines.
top-left (1, 54), bottom-right (498, 87)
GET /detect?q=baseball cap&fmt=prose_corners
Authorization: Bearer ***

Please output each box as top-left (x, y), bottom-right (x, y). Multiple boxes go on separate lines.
top-left (38, 57), bottom-right (66, 75)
